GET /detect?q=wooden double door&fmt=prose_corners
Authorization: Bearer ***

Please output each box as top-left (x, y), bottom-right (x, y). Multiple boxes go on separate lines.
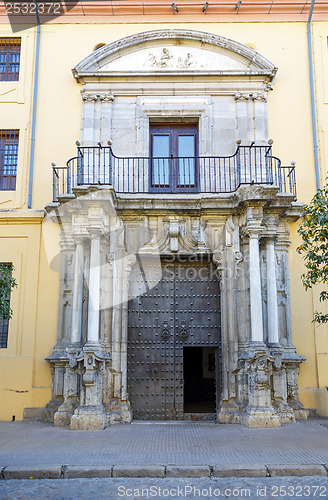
top-left (127, 258), bottom-right (221, 420)
top-left (150, 123), bottom-right (198, 193)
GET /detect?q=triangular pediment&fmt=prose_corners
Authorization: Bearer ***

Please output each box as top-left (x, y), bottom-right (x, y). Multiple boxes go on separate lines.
top-left (73, 30), bottom-right (277, 80)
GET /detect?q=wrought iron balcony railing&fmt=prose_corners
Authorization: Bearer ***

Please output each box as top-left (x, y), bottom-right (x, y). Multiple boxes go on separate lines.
top-left (52, 143), bottom-right (296, 202)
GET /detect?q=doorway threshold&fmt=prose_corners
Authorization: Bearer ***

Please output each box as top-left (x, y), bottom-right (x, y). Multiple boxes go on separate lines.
top-left (131, 415), bottom-right (217, 425)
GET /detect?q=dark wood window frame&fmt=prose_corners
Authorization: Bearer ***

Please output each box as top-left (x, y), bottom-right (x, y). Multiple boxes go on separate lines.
top-left (0, 130), bottom-right (19, 191)
top-left (0, 37), bottom-right (21, 82)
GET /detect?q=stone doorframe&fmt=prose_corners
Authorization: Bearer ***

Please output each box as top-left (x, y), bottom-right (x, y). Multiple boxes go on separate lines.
top-left (40, 183), bottom-right (308, 430)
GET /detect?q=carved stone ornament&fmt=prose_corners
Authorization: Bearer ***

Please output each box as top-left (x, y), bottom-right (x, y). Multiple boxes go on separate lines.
top-left (146, 48), bottom-right (199, 69)
top-left (68, 355), bottom-right (78, 369)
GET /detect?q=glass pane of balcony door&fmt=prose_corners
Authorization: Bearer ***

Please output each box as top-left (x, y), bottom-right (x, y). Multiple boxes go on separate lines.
top-left (178, 135), bottom-right (196, 187)
top-left (152, 135), bottom-right (170, 186)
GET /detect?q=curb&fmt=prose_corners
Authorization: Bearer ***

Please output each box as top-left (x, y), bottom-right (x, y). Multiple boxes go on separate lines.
top-left (1, 464), bottom-right (328, 479)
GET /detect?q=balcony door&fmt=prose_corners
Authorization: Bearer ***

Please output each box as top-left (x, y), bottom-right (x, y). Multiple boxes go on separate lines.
top-left (150, 123), bottom-right (198, 193)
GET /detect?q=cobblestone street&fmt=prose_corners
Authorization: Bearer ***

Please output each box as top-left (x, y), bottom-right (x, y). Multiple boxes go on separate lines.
top-left (1, 477), bottom-right (328, 499)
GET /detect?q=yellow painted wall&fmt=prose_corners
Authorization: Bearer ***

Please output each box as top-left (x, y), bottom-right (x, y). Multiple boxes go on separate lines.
top-left (0, 19), bottom-right (327, 419)
top-left (0, 215), bottom-right (59, 420)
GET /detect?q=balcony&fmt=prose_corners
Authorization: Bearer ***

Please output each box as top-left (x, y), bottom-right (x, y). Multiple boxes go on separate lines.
top-left (52, 142), bottom-right (296, 202)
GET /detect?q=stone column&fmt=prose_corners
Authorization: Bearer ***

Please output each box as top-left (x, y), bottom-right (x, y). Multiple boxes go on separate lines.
top-left (71, 238), bottom-right (85, 345)
top-left (247, 224), bottom-right (264, 343)
top-left (266, 237), bottom-right (279, 345)
top-left (86, 232), bottom-right (101, 347)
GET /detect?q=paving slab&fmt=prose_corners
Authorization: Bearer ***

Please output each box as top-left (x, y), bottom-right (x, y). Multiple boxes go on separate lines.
top-left (64, 465), bottom-right (113, 478)
top-left (166, 465), bottom-right (210, 477)
top-left (267, 464), bottom-right (327, 477)
top-left (1, 419), bottom-right (328, 476)
top-left (2, 465), bottom-right (62, 480)
top-left (112, 465), bottom-right (165, 478)
top-left (213, 464), bottom-right (268, 477)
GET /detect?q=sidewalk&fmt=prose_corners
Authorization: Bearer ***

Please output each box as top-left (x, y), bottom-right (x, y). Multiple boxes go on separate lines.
top-left (1, 418), bottom-right (328, 479)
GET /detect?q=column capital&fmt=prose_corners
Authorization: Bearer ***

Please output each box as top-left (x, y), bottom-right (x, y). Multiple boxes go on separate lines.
top-left (87, 228), bottom-right (104, 239)
top-left (234, 92), bottom-right (251, 102)
top-left (99, 93), bottom-right (114, 102)
top-left (59, 235), bottom-right (75, 251)
top-left (252, 92), bottom-right (267, 102)
top-left (244, 221), bottom-right (263, 239)
top-left (262, 232), bottom-right (278, 242)
top-left (72, 232), bottom-right (88, 244)
top-left (81, 91), bottom-right (98, 102)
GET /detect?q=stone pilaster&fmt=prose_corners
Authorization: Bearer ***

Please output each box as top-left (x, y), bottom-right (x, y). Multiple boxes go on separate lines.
top-left (240, 348), bottom-right (280, 428)
top-left (45, 225), bottom-right (75, 422)
top-left (70, 350), bottom-right (111, 430)
top-left (81, 91), bottom-right (98, 145)
top-left (252, 92), bottom-right (268, 144)
top-left (54, 351), bottom-right (80, 427)
top-left (266, 237), bottom-right (279, 345)
top-left (86, 231), bottom-right (102, 347)
top-left (270, 349), bottom-right (295, 423)
top-left (285, 358), bottom-right (308, 419)
top-left (107, 252), bottom-right (135, 425)
top-left (234, 92), bottom-right (252, 144)
top-left (100, 93), bottom-right (114, 144)
top-left (53, 235), bottom-right (86, 427)
top-left (215, 218), bottom-right (241, 424)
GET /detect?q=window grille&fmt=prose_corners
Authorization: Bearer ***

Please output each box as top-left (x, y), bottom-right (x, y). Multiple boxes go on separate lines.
top-left (0, 263), bottom-right (13, 349)
top-left (0, 38), bottom-right (21, 81)
top-left (0, 130), bottom-right (19, 190)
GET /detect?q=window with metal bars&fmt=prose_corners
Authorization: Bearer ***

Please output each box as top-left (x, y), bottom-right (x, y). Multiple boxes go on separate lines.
top-left (0, 38), bottom-right (21, 81)
top-left (0, 263), bottom-right (12, 349)
top-left (0, 130), bottom-right (19, 190)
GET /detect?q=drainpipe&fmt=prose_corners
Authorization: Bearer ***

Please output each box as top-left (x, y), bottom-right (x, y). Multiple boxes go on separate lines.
top-left (307, 0), bottom-right (321, 191)
top-left (27, 0), bottom-right (41, 208)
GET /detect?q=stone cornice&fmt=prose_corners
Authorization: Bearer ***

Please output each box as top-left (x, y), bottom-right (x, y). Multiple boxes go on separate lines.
top-left (0, 209), bottom-right (45, 223)
top-left (2, 2), bottom-right (327, 22)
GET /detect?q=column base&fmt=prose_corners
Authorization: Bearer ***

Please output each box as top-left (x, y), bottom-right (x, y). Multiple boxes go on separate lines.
top-left (42, 399), bottom-right (63, 423)
top-left (293, 408), bottom-right (310, 420)
top-left (274, 402), bottom-right (296, 424)
top-left (70, 406), bottom-right (106, 430)
top-left (217, 401), bottom-right (241, 424)
top-left (107, 402), bottom-right (133, 425)
top-left (241, 407), bottom-right (281, 428)
top-left (54, 400), bottom-right (79, 427)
